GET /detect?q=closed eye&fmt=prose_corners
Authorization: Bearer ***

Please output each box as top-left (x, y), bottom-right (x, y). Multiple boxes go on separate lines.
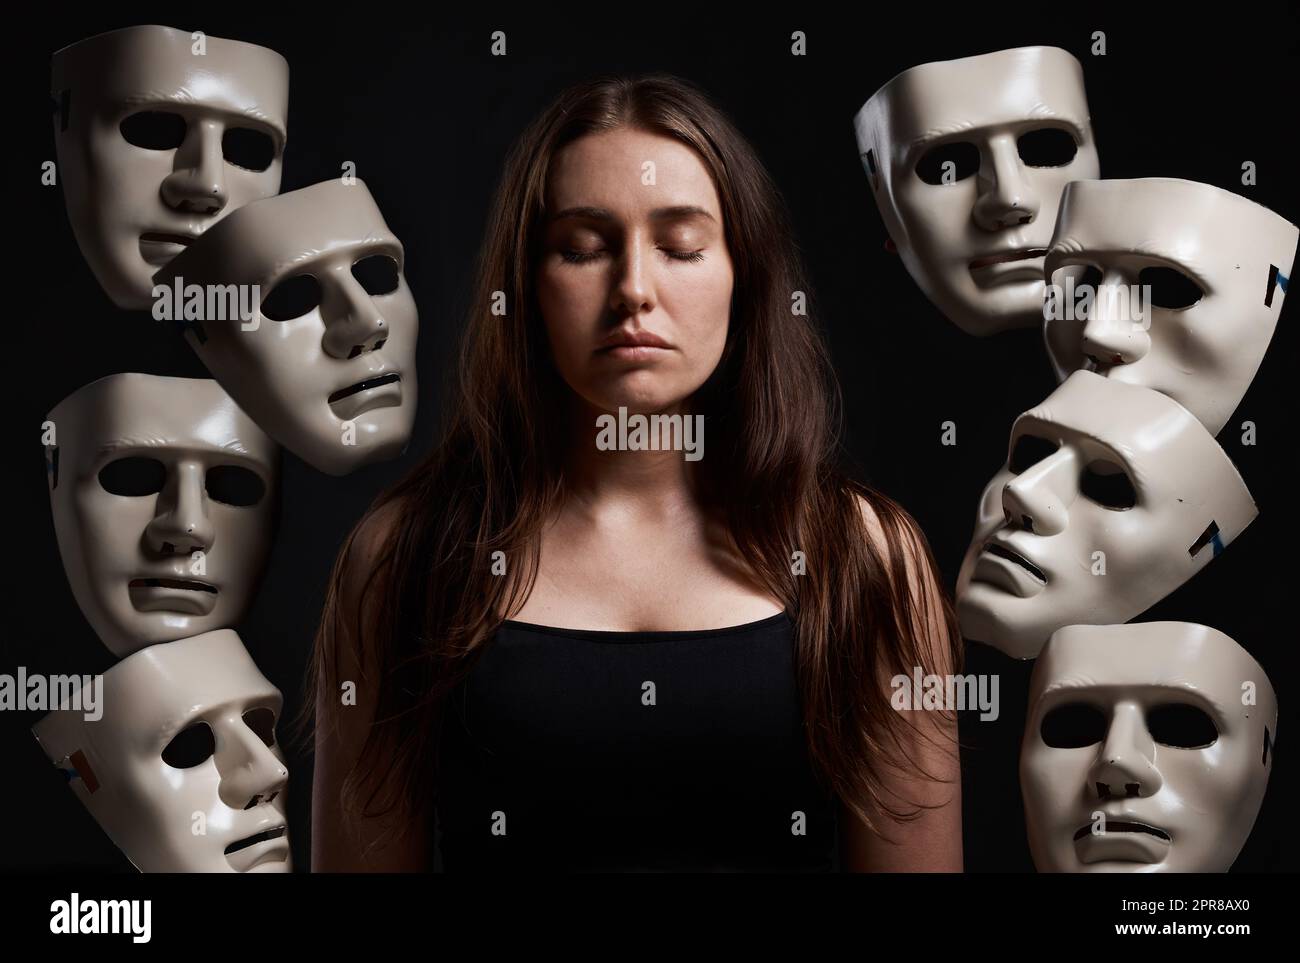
top-left (560, 250), bottom-right (605, 264)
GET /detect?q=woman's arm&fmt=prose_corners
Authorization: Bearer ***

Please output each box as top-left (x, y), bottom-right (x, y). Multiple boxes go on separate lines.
top-left (311, 503), bottom-right (431, 872)
top-left (840, 497), bottom-right (964, 872)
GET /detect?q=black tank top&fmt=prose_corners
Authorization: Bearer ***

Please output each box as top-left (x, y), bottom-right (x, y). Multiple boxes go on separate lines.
top-left (435, 611), bottom-right (839, 872)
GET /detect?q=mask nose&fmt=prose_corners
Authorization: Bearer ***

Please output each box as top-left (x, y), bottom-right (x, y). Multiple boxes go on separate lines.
top-left (1001, 446), bottom-right (1075, 536)
top-left (1081, 268), bottom-right (1152, 366)
top-left (215, 715), bottom-right (289, 810)
top-left (972, 135), bottom-right (1041, 232)
top-left (159, 118), bottom-right (228, 215)
top-left (1089, 702), bottom-right (1163, 799)
top-left (144, 462), bottom-right (214, 555)
top-left (321, 271), bottom-right (388, 360)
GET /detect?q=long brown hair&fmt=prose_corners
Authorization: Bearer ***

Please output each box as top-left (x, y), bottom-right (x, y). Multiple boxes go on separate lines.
top-left (295, 74), bottom-right (961, 853)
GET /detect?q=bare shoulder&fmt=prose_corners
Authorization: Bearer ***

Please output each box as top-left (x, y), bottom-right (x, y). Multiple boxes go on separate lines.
top-left (346, 497), bottom-right (405, 570)
top-left (851, 490), bottom-right (926, 570)
top-left (851, 489), bottom-right (957, 671)
top-left (339, 498), bottom-right (405, 591)
top-left (330, 496), bottom-right (407, 664)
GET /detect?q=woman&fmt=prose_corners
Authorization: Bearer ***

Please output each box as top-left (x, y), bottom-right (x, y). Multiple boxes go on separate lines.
top-left (302, 75), bottom-right (963, 872)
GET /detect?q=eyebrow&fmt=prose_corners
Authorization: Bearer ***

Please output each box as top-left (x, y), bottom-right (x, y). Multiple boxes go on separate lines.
top-left (549, 205), bottom-right (716, 224)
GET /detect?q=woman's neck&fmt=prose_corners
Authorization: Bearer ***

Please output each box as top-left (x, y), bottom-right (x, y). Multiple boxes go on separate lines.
top-left (562, 398), bottom-right (701, 522)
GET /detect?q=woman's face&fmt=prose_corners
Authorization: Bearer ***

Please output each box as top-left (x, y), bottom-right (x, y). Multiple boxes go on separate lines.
top-left (537, 126), bottom-right (734, 415)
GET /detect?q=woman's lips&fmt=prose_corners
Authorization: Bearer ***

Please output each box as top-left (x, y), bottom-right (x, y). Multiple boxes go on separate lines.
top-left (596, 330), bottom-right (674, 362)
top-left (600, 344), bottom-right (672, 362)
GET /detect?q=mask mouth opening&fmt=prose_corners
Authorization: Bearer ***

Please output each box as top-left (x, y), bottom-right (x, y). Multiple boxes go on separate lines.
top-left (984, 542), bottom-right (1047, 583)
top-left (969, 248), bottom-right (1048, 271)
top-left (127, 577), bottom-right (218, 615)
top-left (1074, 820), bottom-right (1170, 842)
top-left (328, 372), bottom-right (401, 405)
top-left (224, 824), bottom-right (289, 872)
top-left (138, 233), bottom-right (197, 268)
top-left (128, 577), bottom-right (216, 593)
top-left (328, 372), bottom-right (402, 420)
top-left (225, 824), bottom-right (287, 855)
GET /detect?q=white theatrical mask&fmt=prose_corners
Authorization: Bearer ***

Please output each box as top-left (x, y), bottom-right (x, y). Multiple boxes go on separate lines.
top-left (46, 373), bottom-right (278, 658)
top-left (52, 25), bottom-right (288, 309)
top-left (32, 630), bottom-right (292, 873)
top-left (854, 46), bottom-right (1099, 336)
top-left (956, 370), bottom-right (1256, 659)
top-left (154, 179), bottom-right (419, 476)
top-left (1044, 178), bottom-right (1297, 435)
top-left (1022, 622), bottom-right (1277, 873)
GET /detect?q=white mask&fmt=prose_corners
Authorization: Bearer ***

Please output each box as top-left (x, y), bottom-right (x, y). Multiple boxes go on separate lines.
top-left (1021, 622), bottom-right (1277, 873)
top-left (1044, 178), bottom-right (1298, 435)
top-left (52, 25), bottom-right (288, 309)
top-left (32, 630), bottom-right (292, 873)
top-left (46, 373), bottom-right (278, 658)
top-left (154, 179), bottom-right (419, 476)
top-left (956, 370), bottom-right (1256, 659)
top-left (854, 46), bottom-right (1100, 336)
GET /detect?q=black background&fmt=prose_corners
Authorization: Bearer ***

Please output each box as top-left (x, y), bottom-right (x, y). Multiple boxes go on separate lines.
top-left (6, 12), bottom-right (1296, 873)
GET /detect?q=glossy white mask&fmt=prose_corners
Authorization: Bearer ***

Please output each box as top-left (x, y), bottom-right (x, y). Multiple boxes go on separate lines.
top-left (1021, 622), bottom-right (1276, 873)
top-left (854, 46), bottom-right (1100, 336)
top-left (52, 25), bottom-right (288, 309)
top-left (154, 179), bottom-right (419, 476)
top-left (46, 373), bottom-right (278, 658)
top-left (1044, 178), bottom-right (1297, 435)
top-left (956, 370), bottom-right (1256, 659)
top-left (32, 630), bottom-right (292, 873)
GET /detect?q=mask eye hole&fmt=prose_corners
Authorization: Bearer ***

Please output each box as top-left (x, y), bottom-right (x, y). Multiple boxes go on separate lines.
top-left (1041, 703), bottom-right (1107, 748)
top-left (351, 254), bottom-right (401, 296)
top-left (1077, 264), bottom-right (1104, 291)
top-left (1139, 266), bottom-right (1203, 310)
top-left (1009, 434), bottom-right (1059, 473)
top-left (1016, 127), bottom-right (1078, 168)
top-left (222, 127), bottom-right (276, 173)
top-left (162, 722), bottom-right (216, 769)
top-left (242, 707), bottom-right (277, 747)
top-left (261, 274), bottom-right (321, 322)
top-left (98, 456), bottom-right (166, 497)
top-left (120, 110), bottom-right (186, 150)
top-left (1147, 703), bottom-right (1218, 749)
top-left (1080, 459), bottom-right (1136, 510)
top-left (206, 465), bottom-right (266, 507)
top-left (915, 141), bottom-right (979, 185)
